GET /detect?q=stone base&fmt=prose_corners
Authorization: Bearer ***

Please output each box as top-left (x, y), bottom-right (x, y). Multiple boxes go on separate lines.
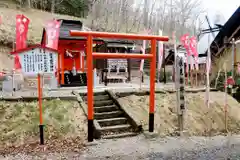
top-left (85, 140), bottom-right (99, 146)
top-left (2, 80), bottom-right (21, 92)
top-left (143, 131), bottom-right (159, 139)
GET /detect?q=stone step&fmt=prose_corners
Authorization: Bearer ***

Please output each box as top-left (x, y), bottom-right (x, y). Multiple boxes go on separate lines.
top-left (94, 100), bottom-right (114, 107)
top-left (97, 117), bottom-right (127, 127)
top-left (94, 111), bottom-right (123, 120)
top-left (94, 95), bottom-right (110, 101)
top-left (84, 94), bottom-right (110, 102)
top-left (94, 105), bottom-right (119, 113)
top-left (99, 124), bottom-right (131, 133)
top-left (102, 132), bottom-right (138, 139)
top-left (83, 91), bottom-right (106, 97)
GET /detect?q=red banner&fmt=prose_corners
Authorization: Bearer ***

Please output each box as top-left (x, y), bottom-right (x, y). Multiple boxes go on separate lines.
top-left (189, 36), bottom-right (199, 70)
top-left (224, 77), bottom-right (235, 88)
top-left (189, 36), bottom-right (198, 57)
top-left (16, 14), bottom-right (30, 50)
top-left (45, 19), bottom-right (61, 50)
top-left (180, 33), bottom-right (190, 55)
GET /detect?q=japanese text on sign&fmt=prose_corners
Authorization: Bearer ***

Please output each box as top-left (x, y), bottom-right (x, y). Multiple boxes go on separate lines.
top-left (18, 48), bottom-right (58, 75)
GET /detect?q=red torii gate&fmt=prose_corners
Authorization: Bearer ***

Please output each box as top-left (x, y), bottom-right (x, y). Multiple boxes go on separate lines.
top-left (70, 31), bottom-right (169, 142)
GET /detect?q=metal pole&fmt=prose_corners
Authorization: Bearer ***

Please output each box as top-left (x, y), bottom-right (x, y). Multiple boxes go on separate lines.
top-left (232, 38), bottom-right (235, 79)
top-left (224, 62), bottom-right (228, 133)
top-left (177, 56), bottom-right (185, 134)
top-left (157, 30), bottom-right (163, 83)
top-left (206, 33), bottom-right (211, 108)
top-left (173, 31), bottom-right (177, 88)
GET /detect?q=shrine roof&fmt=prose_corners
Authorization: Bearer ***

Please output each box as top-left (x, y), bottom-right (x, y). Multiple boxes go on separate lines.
top-left (10, 44), bottom-right (58, 55)
top-left (209, 6), bottom-right (240, 56)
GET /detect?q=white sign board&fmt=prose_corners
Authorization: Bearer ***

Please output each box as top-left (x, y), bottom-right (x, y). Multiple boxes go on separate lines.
top-left (18, 47), bottom-right (58, 75)
top-left (108, 59), bottom-right (128, 69)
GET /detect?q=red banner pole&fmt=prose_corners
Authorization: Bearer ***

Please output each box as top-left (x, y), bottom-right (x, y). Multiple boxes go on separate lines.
top-left (38, 73), bottom-right (44, 145)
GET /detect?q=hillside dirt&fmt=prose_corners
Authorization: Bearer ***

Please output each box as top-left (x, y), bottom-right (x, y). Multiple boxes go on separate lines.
top-left (0, 45), bottom-right (13, 71)
top-left (0, 0), bottom-right (83, 45)
top-left (0, 0), bottom-right (84, 71)
top-left (118, 91), bottom-right (240, 136)
top-left (0, 99), bottom-right (87, 155)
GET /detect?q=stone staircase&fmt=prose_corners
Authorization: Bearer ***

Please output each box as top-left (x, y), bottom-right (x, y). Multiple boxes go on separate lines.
top-left (83, 91), bottom-right (139, 139)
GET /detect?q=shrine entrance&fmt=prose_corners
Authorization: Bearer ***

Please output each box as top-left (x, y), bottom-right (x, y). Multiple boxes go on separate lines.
top-left (59, 48), bottom-right (88, 87)
top-left (70, 30), bottom-right (169, 142)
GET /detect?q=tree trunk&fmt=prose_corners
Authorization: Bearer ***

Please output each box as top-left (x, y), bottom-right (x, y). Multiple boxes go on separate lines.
top-left (51, 0), bottom-right (55, 13)
top-left (27, 0), bottom-right (31, 8)
top-left (143, 0), bottom-right (148, 29)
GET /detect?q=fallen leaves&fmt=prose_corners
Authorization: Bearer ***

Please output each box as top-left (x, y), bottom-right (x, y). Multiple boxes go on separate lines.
top-left (0, 136), bottom-right (86, 156)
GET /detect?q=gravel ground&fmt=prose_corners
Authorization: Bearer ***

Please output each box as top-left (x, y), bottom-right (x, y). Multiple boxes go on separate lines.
top-left (2, 134), bottom-right (240, 160)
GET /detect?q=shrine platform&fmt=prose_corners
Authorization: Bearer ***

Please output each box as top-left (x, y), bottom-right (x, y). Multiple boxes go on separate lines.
top-left (0, 82), bottom-right (215, 100)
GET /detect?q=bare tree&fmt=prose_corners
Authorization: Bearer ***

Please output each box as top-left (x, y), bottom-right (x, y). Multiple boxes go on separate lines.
top-left (173, 0), bottom-right (203, 35)
top-left (143, 0), bottom-right (149, 29)
top-left (87, 0), bottom-right (204, 40)
top-left (27, 0), bottom-right (31, 8)
top-left (51, 0), bottom-right (55, 13)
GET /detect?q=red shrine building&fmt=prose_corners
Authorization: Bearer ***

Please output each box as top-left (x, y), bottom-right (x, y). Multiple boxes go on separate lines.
top-left (41, 19), bottom-right (104, 86)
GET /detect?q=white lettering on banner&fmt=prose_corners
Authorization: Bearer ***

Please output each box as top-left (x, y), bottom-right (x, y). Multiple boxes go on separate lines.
top-left (17, 47), bottom-right (58, 75)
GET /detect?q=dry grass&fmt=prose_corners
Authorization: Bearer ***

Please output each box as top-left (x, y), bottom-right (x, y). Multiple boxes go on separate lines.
top-left (118, 91), bottom-right (240, 136)
top-left (0, 1), bottom-right (84, 71)
top-left (0, 1), bottom-right (84, 46)
top-left (211, 48), bottom-right (231, 82)
top-left (0, 99), bottom-right (87, 154)
top-left (0, 45), bottom-right (13, 71)
top-left (211, 43), bottom-right (240, 82)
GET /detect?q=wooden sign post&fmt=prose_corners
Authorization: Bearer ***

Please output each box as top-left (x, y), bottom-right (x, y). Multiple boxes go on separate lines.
top-left (176, 55), bottom-right (185, 134)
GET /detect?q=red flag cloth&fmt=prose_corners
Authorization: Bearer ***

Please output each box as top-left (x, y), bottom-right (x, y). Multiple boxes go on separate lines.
top-left (0, 16), bottom-right (2, 25)
top-left (189, 36), bottom-right (199, 70)
top-left (227, 77), bottom-right (235, 85)
top-left (224, 77), bottom-right (235, 88)
top-left (189, 36), bottom-right (198, 57)
top-left (45, 19), bottom-right (61, 50)
top-left (180, 33), bottom-right (191, 56)
top-left (16, 14), bottom-right (30, 50)
top-left (14, 54), bottom-right (22, 70)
